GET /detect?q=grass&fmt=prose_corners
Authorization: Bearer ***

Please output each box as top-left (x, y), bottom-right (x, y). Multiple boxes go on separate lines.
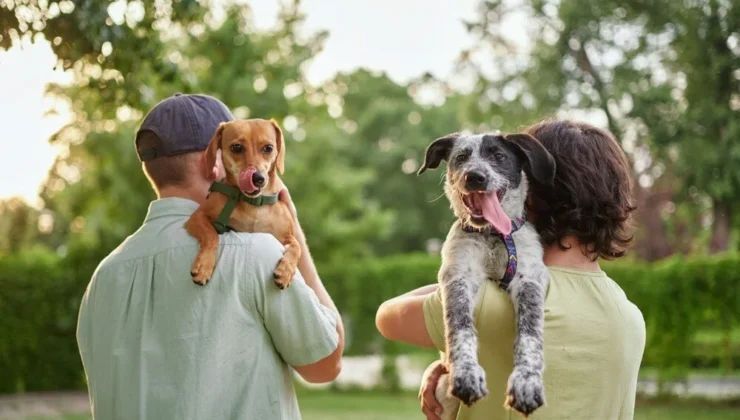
top-left (634, 399), bottom-right (740, 420)
top-left (19, 391), bottom-right (740, 420)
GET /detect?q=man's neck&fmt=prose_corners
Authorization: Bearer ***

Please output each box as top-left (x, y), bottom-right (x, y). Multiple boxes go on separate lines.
top-left (158, 185), bottom-right (209, 206)
top-left (542, 236), bottom-right (601, 272)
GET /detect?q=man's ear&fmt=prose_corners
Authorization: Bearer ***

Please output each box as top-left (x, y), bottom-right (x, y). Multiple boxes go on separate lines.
top-left (204, 123), bottom-right (226, 180)
top-left (504, 133), bottom-right (556, 186)
top-left (417, 133), bottom-right (459, 175)
top-left (270, 119), bottom-right (285, 175)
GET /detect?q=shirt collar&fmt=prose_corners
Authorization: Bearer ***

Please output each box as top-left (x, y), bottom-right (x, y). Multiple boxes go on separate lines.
top-left (144, 197), bottom-right (200, 222)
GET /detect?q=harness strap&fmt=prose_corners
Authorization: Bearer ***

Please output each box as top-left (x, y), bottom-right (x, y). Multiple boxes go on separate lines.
top-left (207, 181), bottom-right (279, 234)
top-left (462, 217), bottom-right (526, 291)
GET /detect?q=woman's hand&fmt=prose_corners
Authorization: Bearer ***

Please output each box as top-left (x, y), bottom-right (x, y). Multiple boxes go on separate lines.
top-left (419, 360), bottom-right (448, 420)
top-left (278, 187), bottom-right (298, 221)
top-left (278, 187), bottom-right (307, 242)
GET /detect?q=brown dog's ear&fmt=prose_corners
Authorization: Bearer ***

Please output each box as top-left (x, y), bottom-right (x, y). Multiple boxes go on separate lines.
top-left (504, 133), bottom-right (556, 186)
top-left (270, 119), bottom-right (285, 175)
top-left (203, 123), bottom-right (226, 180)
top-left (417, 133), bottom-right (459, 175)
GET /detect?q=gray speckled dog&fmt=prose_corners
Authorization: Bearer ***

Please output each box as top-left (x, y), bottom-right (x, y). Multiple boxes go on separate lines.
top-left (417, 132), bottom-right (556, 418)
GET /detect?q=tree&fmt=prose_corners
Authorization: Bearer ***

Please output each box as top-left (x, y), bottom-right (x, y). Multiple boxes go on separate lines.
top-left (336, 70), bottom-right (469, 255)
top-left (460, 0), bottom-right (739, 258)
top-left (0, 198), bottom-right (44, 254)
top-left (625, 0), bottom-right (740, 254)
top-left (3, 1), bottom-right (391, 270)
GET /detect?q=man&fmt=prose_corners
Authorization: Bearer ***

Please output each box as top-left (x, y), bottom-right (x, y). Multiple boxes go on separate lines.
top-left (376, 120), bottom-right (646, 420)
top-left (76, 93), bottom-right (344, 420)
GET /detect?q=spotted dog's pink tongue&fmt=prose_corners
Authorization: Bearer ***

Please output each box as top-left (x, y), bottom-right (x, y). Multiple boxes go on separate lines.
top-left (238, 168), bottom-right (259, 194)
top-left (471, 192), bottom-right (512, 235)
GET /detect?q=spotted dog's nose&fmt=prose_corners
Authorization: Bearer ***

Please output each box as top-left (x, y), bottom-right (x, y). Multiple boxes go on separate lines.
top-left (464, 171), bottom-right (487, 191)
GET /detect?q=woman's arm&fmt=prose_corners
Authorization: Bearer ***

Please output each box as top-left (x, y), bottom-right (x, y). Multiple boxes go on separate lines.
top-left (375, 284), bottom-right (439, 347)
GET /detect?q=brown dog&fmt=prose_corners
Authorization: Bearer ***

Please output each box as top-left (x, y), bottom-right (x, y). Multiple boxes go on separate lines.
top-left (185, 118), bottom-right (299, 289)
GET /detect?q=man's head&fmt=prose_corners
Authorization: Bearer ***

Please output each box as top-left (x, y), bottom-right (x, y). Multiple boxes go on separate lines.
top-left (135, 93), bottom-right (234, 197)
top-left (524, 119), bottom-right (636, 260)
top-left (418, 132), bottom-right (555, 233)
top-left (203, 119), bottom-right (285, 198)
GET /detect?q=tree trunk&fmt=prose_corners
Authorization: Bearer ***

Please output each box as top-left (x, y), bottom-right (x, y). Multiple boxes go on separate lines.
top-left (709, 200), bottom-right (732, 254)
top-left (631, 179), bottom-right (675, 261)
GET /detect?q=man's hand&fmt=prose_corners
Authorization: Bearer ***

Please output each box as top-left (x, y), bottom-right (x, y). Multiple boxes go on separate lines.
top-left (420, 360), bottom-right (448, 420)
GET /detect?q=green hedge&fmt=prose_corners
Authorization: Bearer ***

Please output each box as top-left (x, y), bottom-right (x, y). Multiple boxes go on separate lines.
top-left (1, 249), bottom-right (738, 392)
top-left (321, 253), bottom-right (740, 382)
top-left (0, 249), bottom-right (82, 392)
top-left (0, 243), bottom-right (105, 393)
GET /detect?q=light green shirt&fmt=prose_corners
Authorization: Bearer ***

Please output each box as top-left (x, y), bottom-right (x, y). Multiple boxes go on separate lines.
top-left (76, 198), bottom-right (339, 420)
top-left (424, 266), bottom-right (646, 420)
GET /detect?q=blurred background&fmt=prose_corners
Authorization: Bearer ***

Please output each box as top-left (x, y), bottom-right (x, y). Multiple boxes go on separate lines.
top-left (0, 0), bottom-right (738, 419)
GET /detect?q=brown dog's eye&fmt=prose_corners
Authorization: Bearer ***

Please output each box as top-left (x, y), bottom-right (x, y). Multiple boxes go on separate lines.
top-left (494, 152), bottom-right (506, 161)
top-left (262, 144), bottom-right (274, 154)
top-left (230, 143), bottom-right (244, 153)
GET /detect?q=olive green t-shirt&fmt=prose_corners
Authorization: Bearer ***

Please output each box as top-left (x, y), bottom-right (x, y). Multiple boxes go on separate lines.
top-left (424, 267), bottom-right (646, 420)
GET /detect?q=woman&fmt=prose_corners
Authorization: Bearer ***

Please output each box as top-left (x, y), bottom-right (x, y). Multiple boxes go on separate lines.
top-left (376, 120), bottom-right (646, 420)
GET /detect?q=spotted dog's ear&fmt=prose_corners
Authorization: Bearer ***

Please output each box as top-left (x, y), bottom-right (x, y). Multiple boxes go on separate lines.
top-left (504, 133), bottom-right (556, 186)
top-left (418, 133), bottom-right (459, 175)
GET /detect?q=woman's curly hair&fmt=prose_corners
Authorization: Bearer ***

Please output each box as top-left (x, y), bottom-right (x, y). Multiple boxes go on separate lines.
top-left (524, 120), bottom-right (637, 260)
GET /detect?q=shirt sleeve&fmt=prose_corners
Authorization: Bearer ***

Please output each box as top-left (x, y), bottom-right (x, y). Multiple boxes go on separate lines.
top-left (423, 288), bottom-right (447, 352)
top-left (249, 234), bottom-right (340, 367)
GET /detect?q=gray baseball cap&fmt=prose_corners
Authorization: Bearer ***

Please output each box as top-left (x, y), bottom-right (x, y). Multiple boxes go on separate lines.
top-left (135, 93), bottom-right (234, 161)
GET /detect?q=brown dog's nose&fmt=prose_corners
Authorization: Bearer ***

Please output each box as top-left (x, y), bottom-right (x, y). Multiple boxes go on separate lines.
top-left (252, 172), bottom-right (265, 187)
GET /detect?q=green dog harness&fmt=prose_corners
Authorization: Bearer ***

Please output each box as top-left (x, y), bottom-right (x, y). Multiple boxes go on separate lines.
top-left (207, 181), bottom-right (279, 234)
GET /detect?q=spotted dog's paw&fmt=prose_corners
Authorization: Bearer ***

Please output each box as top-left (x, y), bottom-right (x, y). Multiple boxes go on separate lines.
top-left (504, 368), bottom-right (545, 417)
top-left (450, 361), bottom-right (488, 406)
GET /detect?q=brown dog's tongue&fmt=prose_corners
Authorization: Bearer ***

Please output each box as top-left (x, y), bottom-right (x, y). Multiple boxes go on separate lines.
top-left (472, 193), bottom-right (512, 235)
top-left (239, 168), bottom-right (259, 194)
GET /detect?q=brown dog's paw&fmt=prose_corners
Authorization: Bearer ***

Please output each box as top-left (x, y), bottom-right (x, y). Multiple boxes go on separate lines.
top-left (272, 259), bottom-right (295, 290)
top-left (190, 253), bottom-right (216, 286)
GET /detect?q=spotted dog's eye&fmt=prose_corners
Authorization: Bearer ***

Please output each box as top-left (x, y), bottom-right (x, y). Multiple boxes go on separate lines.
top-left (455, 153), bottom-right (467, 164)
top-left (262, 144), bottom-right (274, 154)
top-left (230, 143), bottom-right (244, 153)
top-left (494, 152), bottom-right (506, 161)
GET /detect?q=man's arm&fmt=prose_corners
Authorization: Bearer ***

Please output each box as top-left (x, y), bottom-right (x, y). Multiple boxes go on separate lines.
top-left (375, 284), bottom-right (438, 347)
top-left (278, 189), bottom-right (345, 383)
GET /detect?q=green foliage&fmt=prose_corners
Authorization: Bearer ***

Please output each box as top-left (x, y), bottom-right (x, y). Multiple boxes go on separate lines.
top-left (0, 198), bottom-right (46, 254)
top-left (460, 0), bottom-right (740, 253)
top-left (3, 248), bottom-right (740, 392)
top-left (322, 252), bottom-right (740, 385)
top-left (26, 1), bottom-right (399, 266)
top-left (2, 0), bottom-right (740, 398)
top-left (0, 249), bottom-right (82, 392)
top-left (320, 254), bottom-right (441, 354)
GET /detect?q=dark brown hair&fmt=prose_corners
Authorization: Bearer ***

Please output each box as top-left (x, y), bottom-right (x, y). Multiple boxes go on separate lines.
top-left (524, 119), bottom-right (636, 260)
